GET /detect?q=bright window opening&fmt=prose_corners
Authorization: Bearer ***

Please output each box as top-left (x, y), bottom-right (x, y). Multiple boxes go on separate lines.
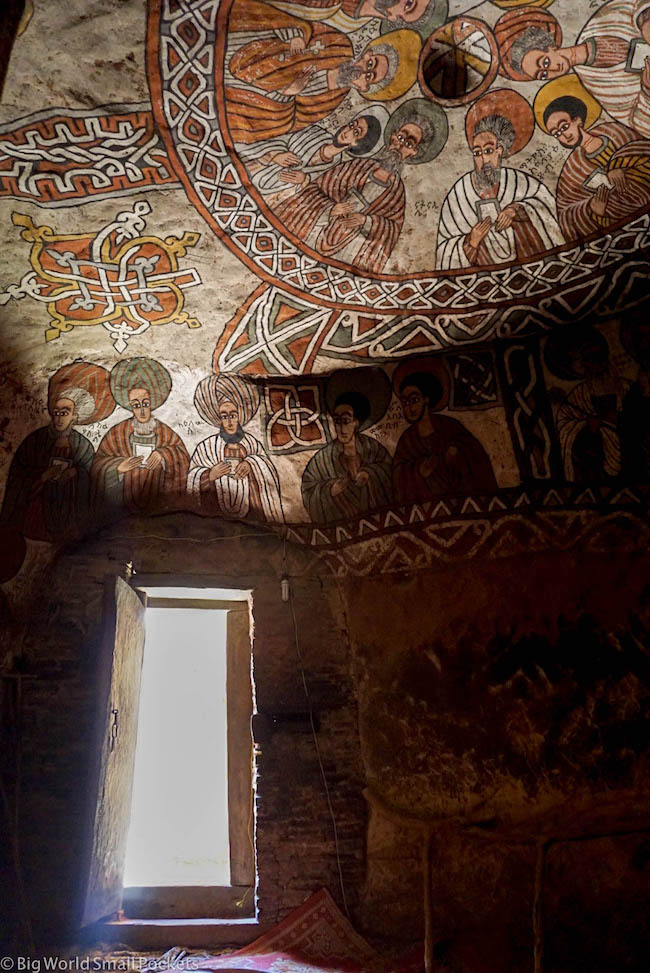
top-left (124, 600), bottom-right (232, 888)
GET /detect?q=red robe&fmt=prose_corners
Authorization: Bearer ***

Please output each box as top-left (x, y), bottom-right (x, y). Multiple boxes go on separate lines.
top-left (276, 158), bottom-right (405, 272)
top-left (393, 414), bottom-right (497, 504)
top-left (91, 418), bottom-right (189, 514)
top-left (556, 121), bottom-right (650, 241)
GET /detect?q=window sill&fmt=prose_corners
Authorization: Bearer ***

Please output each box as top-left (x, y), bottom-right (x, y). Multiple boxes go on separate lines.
top-left (85, 917), bottom-right (264, 949)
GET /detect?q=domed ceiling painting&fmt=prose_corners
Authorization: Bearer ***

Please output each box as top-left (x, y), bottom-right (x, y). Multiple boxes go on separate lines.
top-left (1, 0), bottom-right (650, 582)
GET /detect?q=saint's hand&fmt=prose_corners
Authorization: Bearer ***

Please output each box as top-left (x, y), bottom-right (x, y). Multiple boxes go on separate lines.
top-left (330, 477), bottom-right (349, 497)
top-left (495, 205), bottom-right (518, 232)
top-left (208, 461), bottom-right (231, 481)
top-left (467, 218), bottom-right (492, 250)
top-left (608, 168), bottom-right (629, 195)
top-left (642, 57), bottom-right (650, 96)
top-left (279, 169), bottom-right (307, 185)
top-left (590, 185), bottom-right (610, 217)
top-left (118, 455), bottom-right (144, 474)
top-left (272, 151), bottom-right (302, 169)
top-left (57, 465), bottom-right (78, 484)
top-left (233, 461), bottom-right (251, 480)
top-left (289, 36), bottom-right (306, 56)
top-left (355, 469), bottom-right (370, 487)
top-left (330, 200), bottom-right (356, 218)
top-left (282, 66), bottom-right (314, 96)
top-left (339, 213), bottom-right (366, 230)
top-left (419, 456), bottom-right (436, 479)
top-left (41, 464), bottom-right (65, 483)
top-left (144, 450), bottom-right (164, 472)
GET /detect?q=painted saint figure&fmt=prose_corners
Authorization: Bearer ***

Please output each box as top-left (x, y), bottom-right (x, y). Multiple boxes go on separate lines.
top-left (544, 326), bottom-right (629, 482)
top-left (276, 99), bottom-right (446, 272)
top-left (302, 371), bottom-right (392, 522)
top-left (188, 374), bottom-right (283, 523)
top-left (239, 107), bottom-right (388, 201)
top-left (262, 0), bottom-right (447, 37)
top-left (495, 3), bottom-right (650, 139)
top-left (535, 79), bottom-right (650, 241)
top-left (225, 0), bottom-right (420, 144)
top-left (392, 361), bottom-right (498, 503)
top-left (0, 363), bottom-right (114, 541)
top-left (91, 358), bottom-right (189, 514)
top-left (437, 89), bottom-right (563, 269)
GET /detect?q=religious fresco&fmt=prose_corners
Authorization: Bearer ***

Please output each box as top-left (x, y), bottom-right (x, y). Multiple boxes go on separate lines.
top-left (1, 0), bottom-right (650, 583)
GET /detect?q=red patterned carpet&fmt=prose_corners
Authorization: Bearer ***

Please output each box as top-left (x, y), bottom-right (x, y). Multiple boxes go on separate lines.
top-left (193, 889), bottom-right (422, 972)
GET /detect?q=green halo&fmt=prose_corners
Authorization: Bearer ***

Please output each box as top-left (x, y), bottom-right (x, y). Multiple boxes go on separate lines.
top-left (383, 97), bottom-right (449, 165)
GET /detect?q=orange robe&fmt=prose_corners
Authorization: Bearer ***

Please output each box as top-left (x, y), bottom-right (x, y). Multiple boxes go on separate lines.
top-left (91, 418), bottom-right (189, 514)
top-left (225, 0), bottom-right (352, 144)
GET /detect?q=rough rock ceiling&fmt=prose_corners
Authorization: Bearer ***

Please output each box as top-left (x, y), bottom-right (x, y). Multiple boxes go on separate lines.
top-left (1, 0), bottom-right (649, 588)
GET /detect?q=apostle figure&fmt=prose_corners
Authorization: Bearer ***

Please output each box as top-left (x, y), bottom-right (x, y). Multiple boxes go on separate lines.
top-left (0, 363), bottom-right (114, 541)
top-left (302, 369), bottom-right (392, 522)
top-left (544, 326), bottom-right (629, 483)
top-left (534, 76), bottom-right (650, 241)
top-left (187, 374), bottom-right (284, 523)
top-left (91, 358), bottom-right (189, 514)
top-left (276, 98), bottom-right (447, 272)
top-left (437, 89), bottom-right (563, 269)
top-left (494, 3), bottom-right (650, 139)
top-left (262, 0), bottom-right (447, 37)
top-left (240, 107), bottom-right (389, 202)
top-left (392, 359), bottom-right (498, 503)
top-left (225, 0), bottom-right (420, 145)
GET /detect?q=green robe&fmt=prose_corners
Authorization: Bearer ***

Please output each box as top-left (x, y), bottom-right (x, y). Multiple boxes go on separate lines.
top-left (302, 433), bottom-right (392, 523)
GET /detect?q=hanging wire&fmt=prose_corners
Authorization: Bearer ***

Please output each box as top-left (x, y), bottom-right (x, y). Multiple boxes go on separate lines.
top-left (284, 541), bottom-right (350, 920)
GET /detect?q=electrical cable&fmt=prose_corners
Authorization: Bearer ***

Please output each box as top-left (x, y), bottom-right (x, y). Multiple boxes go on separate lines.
top-left (286, 573), bottom-right (351, 921)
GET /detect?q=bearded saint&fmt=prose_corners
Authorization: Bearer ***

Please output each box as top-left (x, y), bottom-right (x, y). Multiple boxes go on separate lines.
top-left (0, 363), bottom-right (114, 541)
top-left (187, 374), bottom-right (284, 523)
top-left (224, 0), bottom-right (417, 144)
top-left (91, 358), bottom-right (189, 515)
top-left (495, 3), bottom-right (650, 139)
top-left (437, 112), bottom-right (563, 269)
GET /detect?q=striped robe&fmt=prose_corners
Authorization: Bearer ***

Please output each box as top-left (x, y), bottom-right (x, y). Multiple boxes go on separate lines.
top-left (576, 0), bottom-right (650, 138)
top-left (557, 379), bottom-right (629, 482)
top-left (240, 125), bottom-right (334, 196)
top-left (225, 0), bottom-right (352, 144)
top-left (91, 418), bottom-right (189, 514)
top-left (556, 122), bottom-right (650, 241)
top-left (187, 433), bottom-right (283, 523)
top-left (276, 157), bottom-right (406, 272)
top-left (437, 168), bottom-right (563, 270)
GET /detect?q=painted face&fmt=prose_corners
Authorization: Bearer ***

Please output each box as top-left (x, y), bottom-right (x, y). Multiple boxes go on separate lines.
top-left (335, 117), bottom-right (369, 148)
top-left (472, 131), bottom-right (503, 173)
top-left (51, 397), bottom-right (77, 433)
top-left (389, 122), bottom-right (423, 161)
top-left (521, 47), bottom-right (571, 82)
top-left (547, 110), bottom-right (583, 148)
top-left (400, 384), bottom-right (428, 424)
top-left (350, 52), bottom-right (389, 93)
top-left (218, 399), bottom-right (240, 436)
top-left (382, 0), bottom-right (429, 24)
top-left (332, 404), bottom-right (358, 445)
top-left (128, 387), bottom-right (152, 424)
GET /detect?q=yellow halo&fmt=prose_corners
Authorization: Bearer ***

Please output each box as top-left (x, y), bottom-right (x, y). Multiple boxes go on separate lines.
top-left (491, 0), bottom-right (555, 8)
top-left (533, 74), bottom-right (602, 134)
top-left (363, 29), bottom-right (422, 103)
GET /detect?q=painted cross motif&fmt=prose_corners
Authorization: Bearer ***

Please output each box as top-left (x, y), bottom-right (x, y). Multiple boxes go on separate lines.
top-left (264, 384), bottom-right (331, 454)
top-left (0, 201), bottom-right (202, 352)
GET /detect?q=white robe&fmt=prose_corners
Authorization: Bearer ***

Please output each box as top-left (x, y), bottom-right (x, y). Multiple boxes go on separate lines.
top-left (239, 125), bottom-right (334, 197)
top-left (436, 168), bottom-right (564, 270)
top-left (577, 0), bottom-right (650, 138)
top-left (187, 433), bottom-right (284, 522)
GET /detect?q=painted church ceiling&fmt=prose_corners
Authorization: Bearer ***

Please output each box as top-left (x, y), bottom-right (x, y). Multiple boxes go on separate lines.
top-left (1, 0), bottom-right (650, 585)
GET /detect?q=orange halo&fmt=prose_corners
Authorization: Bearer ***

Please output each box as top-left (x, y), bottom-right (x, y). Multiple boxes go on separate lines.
top-left (465, 88), bottom-right (535, 156)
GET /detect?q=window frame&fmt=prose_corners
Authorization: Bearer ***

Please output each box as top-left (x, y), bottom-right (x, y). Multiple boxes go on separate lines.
top-left (123, 578), bottom-right (255, 920)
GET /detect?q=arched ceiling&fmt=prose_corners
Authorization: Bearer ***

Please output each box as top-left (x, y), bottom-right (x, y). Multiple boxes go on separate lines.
top-left (1, 0), bottom-right (649, 589)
